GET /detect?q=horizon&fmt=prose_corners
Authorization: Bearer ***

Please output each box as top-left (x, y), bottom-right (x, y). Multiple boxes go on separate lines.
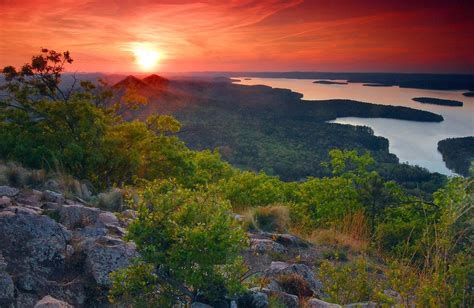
top-left (1, 0), bottom-right (474, 74)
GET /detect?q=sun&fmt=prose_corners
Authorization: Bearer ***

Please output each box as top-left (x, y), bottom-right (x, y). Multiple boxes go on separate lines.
top-left (132, 44), bottom-right (160, 71)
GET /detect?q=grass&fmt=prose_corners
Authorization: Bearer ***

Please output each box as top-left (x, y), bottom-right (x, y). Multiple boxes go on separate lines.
top-left (241, 205), bottom-right (290, 233)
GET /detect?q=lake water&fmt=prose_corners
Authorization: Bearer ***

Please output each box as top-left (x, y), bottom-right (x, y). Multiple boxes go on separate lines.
top-left (233, 77), bottom-right (474, 175)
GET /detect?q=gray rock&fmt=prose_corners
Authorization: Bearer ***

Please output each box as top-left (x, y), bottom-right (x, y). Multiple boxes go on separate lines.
top-left (191, 303), bottom-right (213, 308)
top-left (307, 298), bottom-right (341, 308)
top-left (34, 295), bottom-right (73, 308)
top-left (0, 209), bottom-right (71, 279)
top-left (0, 186), bottom-right (19, 198)
top-left (345, 302), bottom-right (377, 308)
top-left (240, 289), bottom-right (269, 308)
top-left (43, 190), bottom-right (65, 204)
top-left (0, 255), bottom-right (14, 304)
top-left (250, 238), bottom-right (287, 254)
top-left (256, 288), bottom-right (299, 308)
top-left (44, 179), bottom-right (60, 192)
top-left (0, 196), bottom-right (12, 208)
top-left (83, 236), bottom-right (138, 287)
top-left (15, 189), bottom-right (43, 206)
top-left (58, 204), bottom-right (101, 229)
top-left (265, 262), bottom-right (324, 297)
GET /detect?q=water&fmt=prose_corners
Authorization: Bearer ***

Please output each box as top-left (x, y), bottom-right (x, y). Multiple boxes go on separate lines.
top-left (233, 77), bottom-right (474, 175)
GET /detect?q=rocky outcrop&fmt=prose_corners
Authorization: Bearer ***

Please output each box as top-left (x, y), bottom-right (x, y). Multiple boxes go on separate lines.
top-left (0, 186), bottom-right (137, 307)
top-left (306, 298), bottom-right (341, 308)
top-left (34, 295), bottom-right (73, 308)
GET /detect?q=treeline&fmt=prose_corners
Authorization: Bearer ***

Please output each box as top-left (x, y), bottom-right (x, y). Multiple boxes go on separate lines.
top-left (1, 50), bottom-right (472, 306)
top-left (438, 137), bottom-right (474, 176)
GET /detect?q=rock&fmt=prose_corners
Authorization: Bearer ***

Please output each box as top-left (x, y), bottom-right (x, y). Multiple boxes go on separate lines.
top-left (306, 298), bottom-right (341, 308)
top-left (97, 211), bottom-right (120, 227)
top-left (265, 262), bottom-right (324, 297)
top-left (0, 196), bottom-right (12, 208)
top-left (15, 189), bottom-right (43, 206)
top-left (345, 302), bottom-right (377, 308)
top-left (272, 233), bottom-right (309, 248)
top-left (250, 238), bottom-right (287, 254)
top-left (0, 254), bottom-right (14, 305)
top-left (58, 204), bottom-right (101, 229)
top-left (255, 288), bottom-right (299, 308)
top-left (0, 210), bottom-right (71, 278)
top-left (43, 190), bottom-right (65, 204)
top-left (0, 186), bottom-right (19, 198)
top-left (83, 236), bottom-right (137, 287)
top-left (239, 289), bottom-right (269, 308)
top-left (34, 295), bottom-right (73, 308)
top-left (191, 303), bottom-right (214, 308)
top-left (44, 179), bottom-right (60, 192)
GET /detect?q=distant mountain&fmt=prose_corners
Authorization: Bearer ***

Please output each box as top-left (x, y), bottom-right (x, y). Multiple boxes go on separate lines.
top-left (112, 75), bottom-right (148, 89)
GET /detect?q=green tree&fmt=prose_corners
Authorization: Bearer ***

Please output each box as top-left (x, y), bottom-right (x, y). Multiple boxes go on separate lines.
top-left (110, 180), bottom-right (248, 306)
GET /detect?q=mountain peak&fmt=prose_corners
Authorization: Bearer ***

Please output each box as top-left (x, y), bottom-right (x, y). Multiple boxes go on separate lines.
top-left (143, 74), bottom-right (169, 87)
top-left (113, 75), bottom-right (147, 89)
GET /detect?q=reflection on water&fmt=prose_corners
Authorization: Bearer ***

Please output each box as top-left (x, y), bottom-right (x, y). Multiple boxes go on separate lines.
top-left (234, 77), bottom-right (474, 175)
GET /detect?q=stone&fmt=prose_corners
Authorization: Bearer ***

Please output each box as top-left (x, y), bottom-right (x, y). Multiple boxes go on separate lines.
top-left (0, 255), bottom-right (14, 305)
top-left (250, 238), bottom-right (287, 254)
top-left (34, 295), bottom-right (73, 308)
top-left (345, 302), bottom-right (377, 307)
top-left (15, 189), bottom-right (43, 206)
top-left (265, 262), bottom-right (324, 298)
top-left (43, 190), bottom-right (65, 204)
top-left (0, 209), bottom-right (71, 283)
top-left (240, 289), bottom-right (269, 308)
top-left (83, 236), bottom-right (138, 287)
top-left (0, 196), bottom-right (12, 208)
top-left (58, 204), bottom-right (101, 229)
top-left (44, 179), bottom-right (60, 192)
top-left (0, 186), bottom-right (19, 198)
top-left (191, 303), bottom-right (214, 308)
top-left (306, 298), bottom-right (341, 308)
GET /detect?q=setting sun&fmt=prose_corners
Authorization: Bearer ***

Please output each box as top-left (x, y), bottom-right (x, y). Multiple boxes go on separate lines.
top-left (132, 44), bottom-right (160, 71)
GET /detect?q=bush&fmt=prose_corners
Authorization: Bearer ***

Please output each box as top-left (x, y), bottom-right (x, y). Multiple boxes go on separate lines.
top-left (318, 258), bottom-right (373, 304)
top-left (110, 181), bottom-right (248, 306)
top-left (251, 205), bottom-right (290, 233)
top-left (95, 188), bottom-right (123, 212)
top-left (276, 273), bottom-right (313, 298)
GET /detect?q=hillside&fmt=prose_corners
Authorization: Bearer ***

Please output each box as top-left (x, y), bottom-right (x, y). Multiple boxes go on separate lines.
top-left (111, 75), bottom-right (446, 194)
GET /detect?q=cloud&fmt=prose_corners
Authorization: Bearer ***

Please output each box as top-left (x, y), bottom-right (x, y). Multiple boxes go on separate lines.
top-left (0, 0), bottom-right (472, 72)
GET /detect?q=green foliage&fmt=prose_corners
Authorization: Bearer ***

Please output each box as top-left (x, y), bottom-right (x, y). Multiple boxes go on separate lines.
top-left (110, 181), bottom-right (248, 305)
top-left (319, 258), bottom-right (385, 305)
top-left (219, 171), bottom-right (287, 209)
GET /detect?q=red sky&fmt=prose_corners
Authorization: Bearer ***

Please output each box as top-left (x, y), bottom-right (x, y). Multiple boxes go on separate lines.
top-left (1, 0), bottom-right (473, 73)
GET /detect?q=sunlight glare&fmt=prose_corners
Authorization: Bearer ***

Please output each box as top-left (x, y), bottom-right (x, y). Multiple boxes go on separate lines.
top-left (132, 44), bottom-right (160, 71)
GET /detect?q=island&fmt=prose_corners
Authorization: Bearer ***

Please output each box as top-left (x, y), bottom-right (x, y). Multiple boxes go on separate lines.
top-left (462, 91), bottom-right (474, 97)
top-left (313, 80), bottom-right (348, 85)
top-left (412, 97), bottom-right (463, 107)
top-left (363, 83), bottom-right (391, 87)
top-left (438, 136), bottom-right (474, 176)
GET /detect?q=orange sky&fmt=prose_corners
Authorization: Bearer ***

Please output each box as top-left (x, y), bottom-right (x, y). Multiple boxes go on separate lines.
top-left (1, 0), bottom-right (473, 73)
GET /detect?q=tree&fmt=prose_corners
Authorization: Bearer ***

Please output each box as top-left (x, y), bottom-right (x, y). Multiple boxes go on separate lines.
top-left (109, 181), bottom-right (247, 306)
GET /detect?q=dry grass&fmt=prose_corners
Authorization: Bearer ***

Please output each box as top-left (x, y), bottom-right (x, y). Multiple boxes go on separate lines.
top-left (241, 205), bottom-right (290, 233)
top-left (304, 210), bottom-right (370, 253)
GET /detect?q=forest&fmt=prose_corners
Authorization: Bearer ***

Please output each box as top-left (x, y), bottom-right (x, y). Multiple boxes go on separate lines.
top-left (0, 50), bottom-right (472, 307)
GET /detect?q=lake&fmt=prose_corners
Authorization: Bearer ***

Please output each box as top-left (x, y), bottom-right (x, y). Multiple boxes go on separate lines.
top-left (233, 77), bottom-right (474, 175)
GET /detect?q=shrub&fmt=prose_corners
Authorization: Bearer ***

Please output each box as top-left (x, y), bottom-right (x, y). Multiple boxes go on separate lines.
top-left (318, 258), bottom-right (372, 304)
top-left (110, 181), bottom-right (248, 306)
top-left (95, 188), bottom-right (123, 212)
top-left (276, 273), bottom-right (313, 298)
top-left (251, 205), bottom-right (290, 233)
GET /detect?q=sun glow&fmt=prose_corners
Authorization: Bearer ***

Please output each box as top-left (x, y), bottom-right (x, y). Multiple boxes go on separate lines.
top-left (132, 44), bottom-right (160, 71)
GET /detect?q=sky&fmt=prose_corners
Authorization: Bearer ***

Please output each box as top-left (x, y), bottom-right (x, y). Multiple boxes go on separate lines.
top-left (1, 0), bottom-right (473, 73)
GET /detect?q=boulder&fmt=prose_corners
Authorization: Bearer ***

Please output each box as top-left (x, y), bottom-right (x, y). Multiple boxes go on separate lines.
top-left (260, 288), bottom-right (299, 308)
top-left (0, 255), bottom-right (14, 306)
top-left (34, 295), bottom-right (73, 308)
top-left (83, 236), bottom-right (138, 287)
top-left (0, 186), bottom-right (19, 198)
top-left (306, 298), bottom-right (341, 308)
top-left (250, 238), bottom-right (287, 254)
top-left (0, 209), bottom-right (71, 279)
top-left (265, 262), bottom-right (324, 297)
top-left (42, 190), bottom-right (65, 204)
top-left (58, 204), bottom-right (101, 229)
top-left (15, 189), bottom-right (43, 206)
top-left (0, 196), bottom-right (12, 208)
top-left (239, 289), bottom-right (269, 308)
top-left (345, 302), bottom-right (377, 307)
